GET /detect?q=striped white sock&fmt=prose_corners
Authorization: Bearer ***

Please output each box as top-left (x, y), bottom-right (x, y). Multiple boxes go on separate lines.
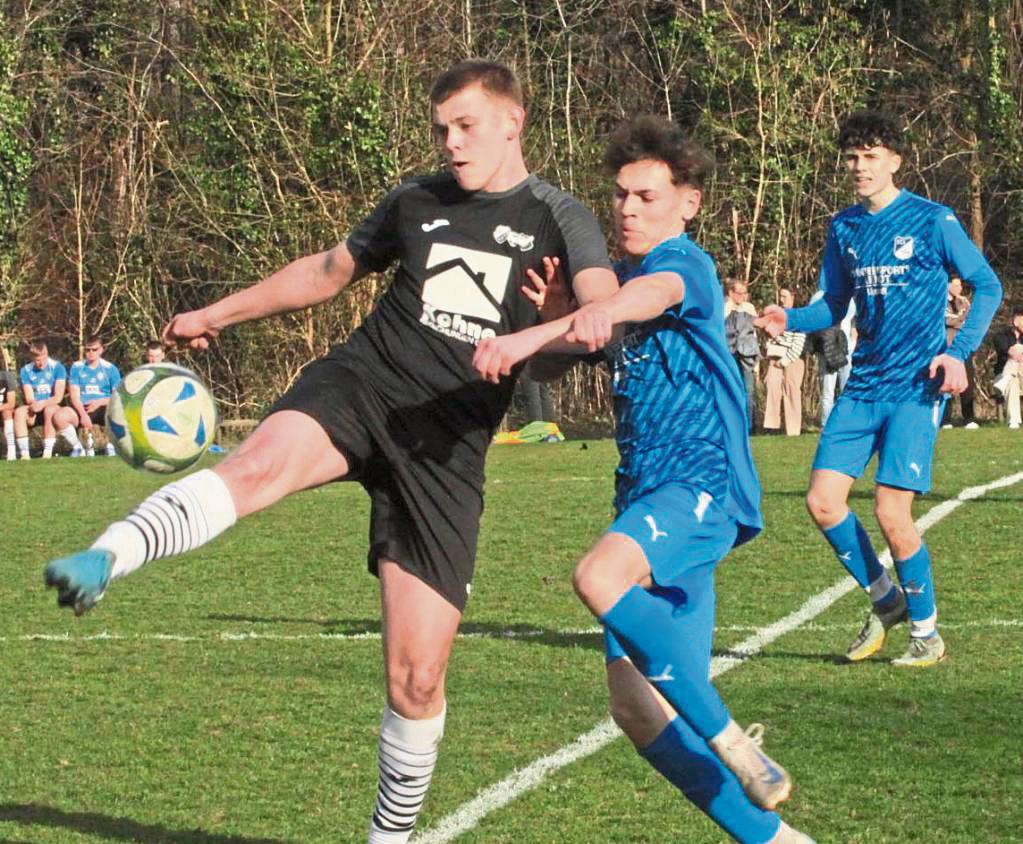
top-left (4, 419), bottom-right (14, 455)
top-left (17, 436), bottom-right (29, 456)
top-left (368, 704), bottom-right (446, 843)
top-left (59, 425), bottom-right (82, 449)
top-left (42, 436), bottom-right (56, 457)
top-left (92, 469), bottom-right (238, 580)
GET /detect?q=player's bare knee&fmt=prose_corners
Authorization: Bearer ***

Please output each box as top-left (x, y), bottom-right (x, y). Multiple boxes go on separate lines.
top-left (572, 554), bottom-right (606, 612)
top-left (386, 659), bottom-right (446, 716)
top-left (805, 489), bottom-right (839, 527)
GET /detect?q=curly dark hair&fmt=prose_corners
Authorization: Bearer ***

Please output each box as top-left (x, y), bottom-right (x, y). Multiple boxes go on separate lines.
top-left (603, 115), bottom-right (713, 189)
top-left (837, 110), bottom-right (907, 156)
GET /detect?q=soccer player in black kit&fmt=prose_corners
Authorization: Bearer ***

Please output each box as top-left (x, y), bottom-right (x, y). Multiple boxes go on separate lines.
top-left (44, 60), bottom-right (617, 842)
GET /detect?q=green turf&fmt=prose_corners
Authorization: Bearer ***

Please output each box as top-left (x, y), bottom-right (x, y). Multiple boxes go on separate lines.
top-left (2, 428), bottom-right (1022, 843)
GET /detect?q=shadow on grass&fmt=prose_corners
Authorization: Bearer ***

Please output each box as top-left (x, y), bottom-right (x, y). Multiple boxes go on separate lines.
top-left (207, 614), bottom-right (604, 650)
top-left (0, 804), bottom-right (288, 843)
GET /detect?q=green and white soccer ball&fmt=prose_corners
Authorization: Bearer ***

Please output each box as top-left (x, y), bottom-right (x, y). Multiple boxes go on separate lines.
top-left (107, 363), bottom-right (218, 473)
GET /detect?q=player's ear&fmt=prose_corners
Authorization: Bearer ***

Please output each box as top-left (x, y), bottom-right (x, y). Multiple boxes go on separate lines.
top-left (680, 186), bottom-right (702, 222)
top-left (505, 104), bottom-right (525, 139)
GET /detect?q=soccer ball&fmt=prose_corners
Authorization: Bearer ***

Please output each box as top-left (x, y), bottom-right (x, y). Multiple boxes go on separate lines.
top-left (106, 363), bottom-right (218, 473)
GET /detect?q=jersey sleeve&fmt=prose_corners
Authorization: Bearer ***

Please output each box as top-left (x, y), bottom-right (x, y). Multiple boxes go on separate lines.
top-left (530, 182), bottom-right (612, 281)
top-left (643, 247), bottom-right (714, 321)
top-left (934, 209), bottom-right (1003, 360)
top-left (345, 182), bottom-right (417, 274)
top-left (68, 362), bottom-right (83, 388)
top-left (787, 222), bottom-right (853, 333)
top-left (54, 361), bottom-right (67, 382)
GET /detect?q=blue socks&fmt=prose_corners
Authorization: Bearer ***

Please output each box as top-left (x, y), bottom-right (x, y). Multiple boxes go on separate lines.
top-left (642, 718), bottom-right (780, 844)
top-left (601, 584), bottom-right (729, 740)
top-left (823, 512), bottom-right (898, 607)
top-left (895, 543), bottom-right (937, 637)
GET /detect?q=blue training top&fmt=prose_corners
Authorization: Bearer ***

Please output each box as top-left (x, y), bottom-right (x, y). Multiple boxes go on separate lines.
top-left (787, 189), bottom-right (1002, 402)
top-left (20, 358), bottom-right (67, 400)
top-left (609, 234), bottom-right (762, 546)
top-left (69, 358), bottom-right (122, 400)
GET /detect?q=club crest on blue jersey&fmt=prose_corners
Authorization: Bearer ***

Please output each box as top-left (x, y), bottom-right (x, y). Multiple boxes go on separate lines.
top-left (893, 235), bottom-right (914, 260)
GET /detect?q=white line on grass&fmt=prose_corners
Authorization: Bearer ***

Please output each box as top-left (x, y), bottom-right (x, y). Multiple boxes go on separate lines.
top-left (412, 469), bottom-right (1023, 844)
top-left (6, 618), bottom-right (1023, 645)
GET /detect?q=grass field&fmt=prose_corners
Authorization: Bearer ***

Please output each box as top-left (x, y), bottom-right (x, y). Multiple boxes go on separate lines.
top-left (3, 428), bottom-right (1022, 843)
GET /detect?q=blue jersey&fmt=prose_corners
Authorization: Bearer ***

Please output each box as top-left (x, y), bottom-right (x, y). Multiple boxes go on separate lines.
top-left (20, 358), bottom-right (67, 401)
top-left (608, 235), bottom-right (762, 545)
top-left (789, 190), bottom-right (1002, 402)
top-left (69, 358), bottom-right (122, 400)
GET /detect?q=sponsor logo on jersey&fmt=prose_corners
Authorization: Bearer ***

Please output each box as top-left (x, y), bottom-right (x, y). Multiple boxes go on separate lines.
top-left (493, 224), bottom-right (534, 252)
top-left (419, 243), bottom-right (512, 345)
top-left (893, 235), bottom-right (914, 260)
top-left (852, 263), bottom-right (909, 296)
top-left (421, 218), bottom-right (450, 232)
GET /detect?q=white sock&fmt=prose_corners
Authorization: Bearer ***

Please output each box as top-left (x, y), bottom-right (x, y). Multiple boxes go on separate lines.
top-left (59, 425), bottom-right (82, 449)
top-left (17, 436), bottom-right (29, 456)
top-left (367, 704), bottom-right (446, 843)
top-left (92, 469), bottom-right (238, 580)
top-left (3, 419), bottom-right (13, 454)
top-left (910, 610), bottom-right (938, 639)
top-left (43, 436), bottom-right (56, 457)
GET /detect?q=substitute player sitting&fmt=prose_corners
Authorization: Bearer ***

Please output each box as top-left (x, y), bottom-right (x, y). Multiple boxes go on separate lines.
top-left (757, 110), bottom-right (1002, 667)
top-left (13, 340), bottom-right (68, 460)
top-left (475, 115), bottom-right (811, 844)
top-left (43, 59), bottom-right (617, 843)
top-left (54, 335), bottom-right (122, 457)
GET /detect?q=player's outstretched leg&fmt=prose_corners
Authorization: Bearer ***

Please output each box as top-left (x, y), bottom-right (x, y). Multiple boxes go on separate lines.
top-left (368, 562), bottom-right (460, 843)
top-left (607, 656), bottom-right (811, 843)
top-left (806, 470), bottom-right (906, 661)
top-left (577, 525), bottom-right (794, 814)
top-left (43, 411), bottom-right (350, 613)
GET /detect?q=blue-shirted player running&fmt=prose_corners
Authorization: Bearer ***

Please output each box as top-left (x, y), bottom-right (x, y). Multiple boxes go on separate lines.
top-left (55, 335), bottom-right (122, 457)
top-left (758, 111), bottom-right (1002, 668)
top-left (475, 116), bottom-right (812, 844)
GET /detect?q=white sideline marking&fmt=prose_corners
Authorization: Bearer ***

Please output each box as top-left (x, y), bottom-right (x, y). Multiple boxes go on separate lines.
top-left (7, 618), bottom-right (1022, 645)
top-left (412, 469), bottom-right (1023, 844)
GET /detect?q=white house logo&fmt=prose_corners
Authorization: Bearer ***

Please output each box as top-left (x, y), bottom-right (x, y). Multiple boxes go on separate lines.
top-left (420, 243), bottom-right (512, 344)
top-left (493, 224), bottom-right (535, 252)
top-left (893, 235), bottom-right (914, 260)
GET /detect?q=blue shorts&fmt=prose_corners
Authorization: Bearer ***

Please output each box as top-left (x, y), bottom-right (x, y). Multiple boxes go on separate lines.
top-left (604, 483), bottom-right (737, 663)
top-left (813, 395), bottom-right (946, 493)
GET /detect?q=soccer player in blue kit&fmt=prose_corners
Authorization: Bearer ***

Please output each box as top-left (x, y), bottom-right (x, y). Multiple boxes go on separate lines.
top-left (757, 111), bottom-right (1002, 667)
top-left (14, 339), bottom-right (68, 460)
top-left (475, 115), bottom-right (812, 844)
top-left (54, 335), bottom-right (122, 457)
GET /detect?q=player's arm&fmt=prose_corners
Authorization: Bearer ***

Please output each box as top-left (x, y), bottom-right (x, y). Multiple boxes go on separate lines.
top-left (68, 383), bottom-right (90, 425)
top-left (22, 382), bottom-right (37, 411)
top-left (757, 225), bottom-right (852, 337)
top-left (928, 211), bottom-right (1003, 393)
top-left (47, 378), bottom-right (66, 407)
top-left (164, 245), bottom-right (360, 350)
top-left (474, 271), bottom-right (683, 384)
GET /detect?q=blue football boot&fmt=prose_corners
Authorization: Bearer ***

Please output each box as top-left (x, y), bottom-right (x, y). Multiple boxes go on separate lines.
top-left (44, 550), bottom-right (113, 616)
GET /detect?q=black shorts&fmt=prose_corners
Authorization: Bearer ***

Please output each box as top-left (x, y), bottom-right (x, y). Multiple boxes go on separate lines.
top-left (271, 355), bottom-right (484, 612)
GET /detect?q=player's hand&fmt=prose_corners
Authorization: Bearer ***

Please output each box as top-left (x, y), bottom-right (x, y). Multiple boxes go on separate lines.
top-left (474, 334), bottom-right (541, 384)
top-left (754, 305), bottom-right (787, 338)
top-left (30, 400), bottom-right (45, 413)
top-left (565, 303), bottom-right (614, 352)
top-left (83, 400), bottom-right (100, 413)
top-left (78, 412), bottom-right (92, 428)
top-left (928, 353), bottom-right (968, 394)
top-left (163, 309), bottom-right (221, 351)
top-left (523, 257), bottom-right (575, 323)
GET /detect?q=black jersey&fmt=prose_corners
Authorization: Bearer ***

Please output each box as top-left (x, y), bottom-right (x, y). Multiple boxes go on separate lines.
top-left (340, 172), bottom-right (610, 465)
top-left (0, 371), bottom-right (15, 406)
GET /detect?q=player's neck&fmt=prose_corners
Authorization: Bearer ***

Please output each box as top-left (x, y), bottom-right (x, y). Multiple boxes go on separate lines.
top-left (480, 153), bottom-right (529, 194)
top-left (861, 184), bottom-right (901, 214)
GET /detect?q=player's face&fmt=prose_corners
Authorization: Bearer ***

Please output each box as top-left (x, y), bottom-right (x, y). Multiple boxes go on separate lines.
top-left (31, 348), bottom-right (47, 369)
top-left (432, 83), bottom-right (525, 193)
top-left (1013, 315), bottom-right (1023, 333)
top-left (948, 277), bottom-right (962, 297)
top-left (146, 347), bottom-right (165, 364)
top-left (843, 145), bottom-right (901, 205)
top-left (84, 342), bottom-right (102, 363)
top-left (613, 159), bottom-right (701, 258)
top-left (729, 284), bottom-right (749, 304)
top-left (779, 288), bottom-right (795, 308)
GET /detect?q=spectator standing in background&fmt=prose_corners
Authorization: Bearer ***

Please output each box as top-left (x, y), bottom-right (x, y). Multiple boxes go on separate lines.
top-left (809, 292), bottom-right (855, 427)
top-left (724, 279), bottom-right (760, 431)
top-left (992, 305), bottom-right (1023, 430)
top-left (763, 288), bottom-right (805, 436)
top-left (941, 277), bottom-right (978, 429)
